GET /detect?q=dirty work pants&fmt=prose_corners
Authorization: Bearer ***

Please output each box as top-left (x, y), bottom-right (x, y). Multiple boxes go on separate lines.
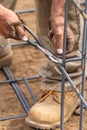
top-left (35, 0), bottom-right (85, 92)
top-left (0, 0), bottom-right (17, 56)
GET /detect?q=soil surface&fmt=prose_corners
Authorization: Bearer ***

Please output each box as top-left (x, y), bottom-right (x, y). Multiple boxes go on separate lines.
top-left (0, 0), bottom-right (87, 130)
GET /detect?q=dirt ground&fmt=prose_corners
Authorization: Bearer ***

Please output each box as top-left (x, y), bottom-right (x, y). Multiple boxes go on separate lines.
top-left (0, 0), bottom-right (87, 130)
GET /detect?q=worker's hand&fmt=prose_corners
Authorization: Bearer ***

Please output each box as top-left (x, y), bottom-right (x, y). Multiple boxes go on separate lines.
top-left (48, 18), bottom-right (74, 54)
top-left (0, 5), bottom-right (27, 41)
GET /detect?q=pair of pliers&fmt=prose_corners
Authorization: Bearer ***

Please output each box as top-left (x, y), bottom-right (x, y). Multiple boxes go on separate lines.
top-left (22, 23), bottom-right (61, 64)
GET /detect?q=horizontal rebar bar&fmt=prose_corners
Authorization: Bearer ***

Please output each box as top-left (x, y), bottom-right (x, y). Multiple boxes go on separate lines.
top-left (15, 8), bottom-right (36, 14)
top-left (0, 75), bottom-right (40, 84)
top-left (11, 41), bottom-right (28, 46)
top-left (0, 113), bottom-right (27, 121)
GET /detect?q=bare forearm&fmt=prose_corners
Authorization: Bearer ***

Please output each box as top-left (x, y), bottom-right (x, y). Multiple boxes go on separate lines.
top-left (50, 0), bottom-right (65, 26)
top-left (51, 0), bottom-right (65, 17)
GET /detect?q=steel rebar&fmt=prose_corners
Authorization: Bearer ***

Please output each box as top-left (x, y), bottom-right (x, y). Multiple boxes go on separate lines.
top-left (0, 75), bottom-right (40, 84)
top-left (79, 0), bottom-right (87, 129)
top-left (16, 8), bottom-right (36, 14)
top-left (0, 113), bottom-right (27, 121)
top-left (23, 78), bottom-right (38, 103)
top-left (3, 67), bottom-right (30, 112)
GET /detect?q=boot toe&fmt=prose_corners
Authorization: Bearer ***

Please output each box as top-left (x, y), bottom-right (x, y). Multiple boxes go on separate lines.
top-left (29, 102), bottom-right (60, 124)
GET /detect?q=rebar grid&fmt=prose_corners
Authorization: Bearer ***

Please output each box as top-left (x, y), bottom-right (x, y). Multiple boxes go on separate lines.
top-left (0, 1), bottom-right (87, 130)
top-left (0, 66), bottom-right (39, 121)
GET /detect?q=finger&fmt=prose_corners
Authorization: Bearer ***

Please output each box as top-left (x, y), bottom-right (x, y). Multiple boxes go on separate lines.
top-left (6, 25), bottom-right (16, 38)
top-left (14, 24), bottom-right (28, 41)
top-left (51, 35), bottom-right (63, 54)
top-left (55, 34), bottom-right (63, 54)
top-left (53, 26), bottom-right (64, 54)
top-left (0, 24), bottom-right (16, 39)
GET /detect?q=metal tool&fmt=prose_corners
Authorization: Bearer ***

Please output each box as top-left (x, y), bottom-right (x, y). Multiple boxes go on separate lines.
top-left (22, 23), bottom-right (61, 64)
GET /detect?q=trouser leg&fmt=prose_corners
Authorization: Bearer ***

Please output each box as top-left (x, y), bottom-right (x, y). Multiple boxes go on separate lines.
top-left (0, 0), bottom-right (17, 9)
top-left (36, 0), bottom-right (83, 91)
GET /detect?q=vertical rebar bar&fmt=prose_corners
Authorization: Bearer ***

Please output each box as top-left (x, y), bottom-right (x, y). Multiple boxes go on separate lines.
top-left (23, 78), bottom-right (38, 103)
top-left (60, 0), bottom-right (69, 130)
top-left (79, 0), bottom-right (87, 130)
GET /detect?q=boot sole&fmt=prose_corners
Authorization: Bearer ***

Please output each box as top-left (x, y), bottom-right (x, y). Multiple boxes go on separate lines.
top-left (25, 99), bottom-right (79, 129)
top-left (0, 51), bottom-right (13, 68)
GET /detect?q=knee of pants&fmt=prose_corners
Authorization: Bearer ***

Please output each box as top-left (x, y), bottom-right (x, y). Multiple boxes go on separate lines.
top-left (0, 0), bottom-right (17, 10)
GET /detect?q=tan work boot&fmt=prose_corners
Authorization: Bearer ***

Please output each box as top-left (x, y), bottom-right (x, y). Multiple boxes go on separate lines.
top-left (25, 84), bottom-right (81, 129)
top-left (0, 37), bottom-right (13, 68)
